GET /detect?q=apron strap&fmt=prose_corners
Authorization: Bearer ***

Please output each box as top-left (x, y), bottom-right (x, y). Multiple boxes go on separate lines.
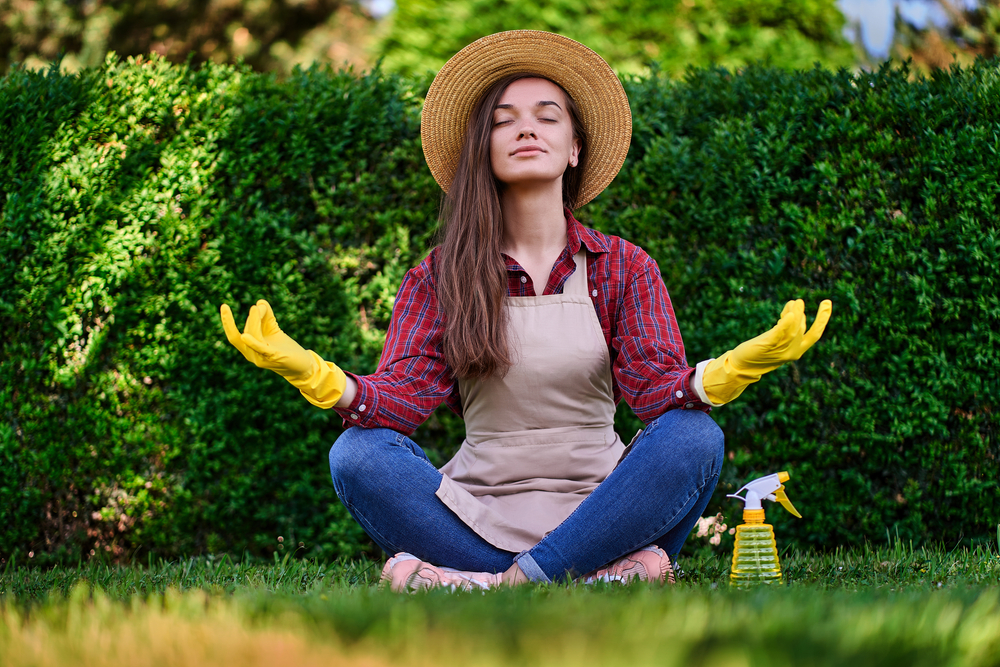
top-left (564, 250), bottom-right (589, 297)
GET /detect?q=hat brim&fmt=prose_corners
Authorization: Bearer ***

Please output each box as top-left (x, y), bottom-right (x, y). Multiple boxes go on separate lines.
top-left (421, 30), bottom-right (632, 208)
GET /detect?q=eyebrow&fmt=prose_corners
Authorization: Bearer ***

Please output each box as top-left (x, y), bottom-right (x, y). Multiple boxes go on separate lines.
top-left (495, 100), bottom-right (564, 111)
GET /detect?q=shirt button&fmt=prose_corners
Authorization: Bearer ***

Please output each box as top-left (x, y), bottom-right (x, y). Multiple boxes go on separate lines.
top-left (350, 413), bottom-right (359, 420)
top-left (592, 289), bottom-right (598, 297)
top-left (520, 276), bottom-right (527, 284)
top-left (675, 390), bottom-right (684, 399)
top-left (359, 404), bottom-right (367, 412)
top-left (685, 402), bottom-right (695, 409)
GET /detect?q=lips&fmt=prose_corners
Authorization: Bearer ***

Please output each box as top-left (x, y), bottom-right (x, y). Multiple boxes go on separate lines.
top-left (512, 145), bottom-right (545, 155)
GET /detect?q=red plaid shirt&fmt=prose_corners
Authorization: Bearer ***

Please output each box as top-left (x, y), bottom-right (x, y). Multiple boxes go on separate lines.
top-left (335, 210), bottom-right (710, 434)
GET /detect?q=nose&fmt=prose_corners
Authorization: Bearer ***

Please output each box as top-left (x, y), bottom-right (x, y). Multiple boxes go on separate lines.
top-left (517, 121), bottom-right (537, 140)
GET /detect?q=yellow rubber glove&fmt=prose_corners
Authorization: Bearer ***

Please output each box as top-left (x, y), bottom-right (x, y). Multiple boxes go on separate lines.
top-left (702, 299), bottom-right (832, 405)
top-left (220, 299), bottom-right (347, 408)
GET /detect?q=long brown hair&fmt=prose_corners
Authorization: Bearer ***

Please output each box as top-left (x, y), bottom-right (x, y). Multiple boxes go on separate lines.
top-left (436, 74), bottom-right (588, 380)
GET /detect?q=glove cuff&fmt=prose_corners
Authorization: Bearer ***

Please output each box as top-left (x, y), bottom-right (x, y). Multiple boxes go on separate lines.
top-left (292, 351), bottom-right (347, 409)
top-left (702, 350), bottom-right (762, 406)
top-left (693, 359), bottom-right (724, 407)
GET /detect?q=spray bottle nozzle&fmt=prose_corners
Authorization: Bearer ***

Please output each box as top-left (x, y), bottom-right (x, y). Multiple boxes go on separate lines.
top-left (727, 470), bottom-right (802, 518)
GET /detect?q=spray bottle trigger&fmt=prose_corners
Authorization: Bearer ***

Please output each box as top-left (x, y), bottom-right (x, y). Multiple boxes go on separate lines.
top-left (775, 486), bottom-right (802, 518)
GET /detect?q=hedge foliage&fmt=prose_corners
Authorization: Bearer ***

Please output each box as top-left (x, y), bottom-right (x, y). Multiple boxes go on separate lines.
top-left (2, 55), bottom-right (998, 565)
top-left (0, 54), bottom-right (441, 564)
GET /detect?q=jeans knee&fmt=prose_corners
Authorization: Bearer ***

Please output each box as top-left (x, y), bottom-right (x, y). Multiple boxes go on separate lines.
top-left (644, 410), bottom-right (725, 474)
top-left (694, 412), bottom-right (725, 464)
top-left (329, 427), bottom-right (379, 489)
top-left (688, 411), bottom-right (724, 470)
top-left (329, 426), bottom-right (425, 494)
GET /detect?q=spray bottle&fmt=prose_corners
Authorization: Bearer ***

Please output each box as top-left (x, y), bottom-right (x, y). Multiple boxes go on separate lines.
top-left (727, 471), bottom-right (801, 587)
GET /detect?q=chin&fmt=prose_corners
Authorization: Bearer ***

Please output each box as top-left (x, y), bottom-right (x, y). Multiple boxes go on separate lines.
top-left (496, 169), bottom-right (567, 188)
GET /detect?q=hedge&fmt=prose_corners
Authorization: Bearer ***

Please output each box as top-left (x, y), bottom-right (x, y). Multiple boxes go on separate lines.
top-left (1, 55), bottom-right (997, 565)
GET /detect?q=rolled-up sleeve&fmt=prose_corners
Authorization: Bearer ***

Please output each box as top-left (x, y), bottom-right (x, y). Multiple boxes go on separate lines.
top-left (611, 251), bottom-right (710, 422)
top-left (335, 255), bottom-right (460, 434)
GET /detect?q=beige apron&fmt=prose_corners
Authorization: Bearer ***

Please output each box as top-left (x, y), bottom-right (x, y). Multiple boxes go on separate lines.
top-left (436, 250), bottom-right (625, 552)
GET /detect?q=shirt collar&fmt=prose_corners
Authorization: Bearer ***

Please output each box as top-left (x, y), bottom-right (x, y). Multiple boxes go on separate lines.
top-left (565, 208), bottom-right (610, 255)
top-left (502, 209), bottom-right (609, 269)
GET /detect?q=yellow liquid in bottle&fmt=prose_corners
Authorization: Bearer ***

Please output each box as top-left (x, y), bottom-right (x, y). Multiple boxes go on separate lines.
top-left (730, 523), bottom-right (783, 587)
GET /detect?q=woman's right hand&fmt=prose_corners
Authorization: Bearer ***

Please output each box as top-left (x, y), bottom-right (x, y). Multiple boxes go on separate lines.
top-left (220, 299), bottom-right (315, 381)
top-left (220, 299), bottom-right (348, 408)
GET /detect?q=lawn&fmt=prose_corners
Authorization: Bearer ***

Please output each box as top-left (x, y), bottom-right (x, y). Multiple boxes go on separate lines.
top-left (2, 541), bottom-right (999, 667)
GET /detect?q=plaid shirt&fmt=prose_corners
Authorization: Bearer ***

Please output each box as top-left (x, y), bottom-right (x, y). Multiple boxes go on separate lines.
top-left (335, 210), bottom-right (710, 434)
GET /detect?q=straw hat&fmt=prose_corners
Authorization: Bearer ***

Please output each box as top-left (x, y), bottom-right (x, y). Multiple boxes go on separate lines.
top-left (421, 30), bottom-right (632, 207)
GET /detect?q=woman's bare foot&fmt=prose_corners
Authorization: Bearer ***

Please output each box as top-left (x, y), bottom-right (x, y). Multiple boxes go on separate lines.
top-left (581, 546), bottom-right (675, 585)
top-left (380, 553), bottom-right (502, 592)
top-left (501, 562), bottom-right (529, 586)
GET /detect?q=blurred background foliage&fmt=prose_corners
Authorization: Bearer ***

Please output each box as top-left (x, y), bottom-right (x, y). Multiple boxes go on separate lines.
top-left (2, 0), bottom-right (999, 77)
top-left (377, 0), bottom-right (855, 76)
top-left (891, 0), bottom-right (1000, 70)
top-left (0, 0), bottom-right (379, 74)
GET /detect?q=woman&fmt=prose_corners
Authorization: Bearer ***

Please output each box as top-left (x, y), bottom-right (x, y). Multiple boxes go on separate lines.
top-left (220, 31), bottom-right (832, 591)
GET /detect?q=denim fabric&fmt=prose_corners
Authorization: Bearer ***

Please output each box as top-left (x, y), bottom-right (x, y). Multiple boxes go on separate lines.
top-left (328, 409), bottom-right (724, 581)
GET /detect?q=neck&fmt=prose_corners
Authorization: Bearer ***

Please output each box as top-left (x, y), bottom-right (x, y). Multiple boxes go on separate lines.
top-left (500, 183), bottom-right (568, 258)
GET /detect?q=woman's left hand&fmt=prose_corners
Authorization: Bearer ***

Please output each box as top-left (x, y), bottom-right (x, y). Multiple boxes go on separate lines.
top-left (702, 299), bottom-right (832, 405)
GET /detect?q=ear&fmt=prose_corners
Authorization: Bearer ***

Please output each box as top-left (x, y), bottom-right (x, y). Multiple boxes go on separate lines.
top-left (569, 137), bottom-right (581, 168)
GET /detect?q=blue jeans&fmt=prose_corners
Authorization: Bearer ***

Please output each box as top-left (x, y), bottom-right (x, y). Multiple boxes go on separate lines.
top-left (328, 409), bottom-right (724, 582)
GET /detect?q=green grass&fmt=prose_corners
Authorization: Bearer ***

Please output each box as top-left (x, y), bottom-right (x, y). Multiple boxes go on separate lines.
top-left (2, 543), bottom-right (999, 666)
